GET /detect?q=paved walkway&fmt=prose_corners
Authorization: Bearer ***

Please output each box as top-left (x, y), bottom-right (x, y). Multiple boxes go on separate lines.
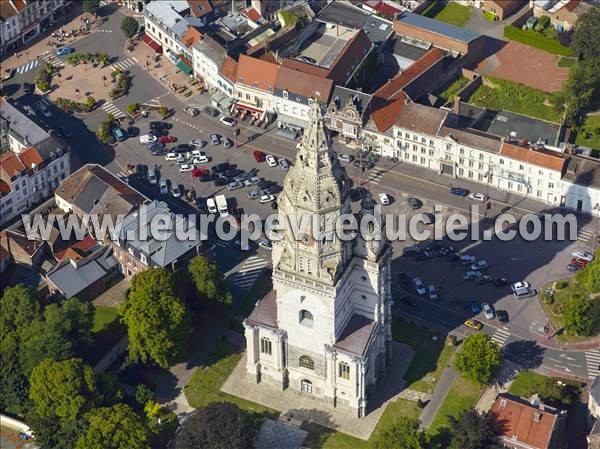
top-left (221, 342), bottom-right (415, 440)
top-left (419, 366), bottom-right (457, 429)
top-left (92, 278), bottom-right (130, 308)
top-left (255, 420), bottom-right (308, 449)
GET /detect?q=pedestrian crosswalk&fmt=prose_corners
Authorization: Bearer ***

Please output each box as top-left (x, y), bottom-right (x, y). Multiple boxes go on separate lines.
top-left (365, 168), bottom-right (386, 185)
top-left (99, 0), bottom-right (113, 7)
top-left (577, 225), bottom-right (596, 242)
top-left (15, 60), bottom-right (40, 74)
top-left (101, 102), bottom-right (125, 119)
top-left (39, 51), bottom-right (64, 68)
top-left (109, 58), bottom-right (135, 72)
top-left (229, 256), bottom-right (269, 289)
top-left (586, 350), bottom-right (600, 378)
top-left (490, 328), bottom-right (511, 347)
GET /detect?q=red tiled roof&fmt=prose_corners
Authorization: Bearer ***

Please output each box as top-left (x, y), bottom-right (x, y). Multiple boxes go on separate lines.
top-left (371, 92), bottom-right (409, 132)
top-left (19, 147), bottom-right (43, 168)
top-left (182, 27), bottom-right (203, 48)
top-left (0, 152), bottom-right (26, 180)
top-left (54, 234), bottom-right (96, 261)
top-left (0, 1), bottom-right (18, 20)
top-left (500, 142), bottom-right (565, 172)
top-left (219, 56), bottom-right (238, 83)
top-left (0, 180), bottom-right (10, 194)
top-left (373, 47), bottom-right (445, 101)
top-left (377, 1), bottom-right (401, 18)
top-left (491, 394), bottom-right (560, 449)
top-left (244, 6), bottom-right (261, 22)
top-left (281, 58), bottom-right (329, 78)
top-left (236, 55), bottom-right (279, 92)
top-left (275, 66), bottom-right (334, 104)
top-left (188, 0), bottom-right (213, 18)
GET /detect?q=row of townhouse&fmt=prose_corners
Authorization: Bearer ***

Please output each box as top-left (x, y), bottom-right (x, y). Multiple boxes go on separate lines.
top-left (0, 0), bottom-right (68, 58)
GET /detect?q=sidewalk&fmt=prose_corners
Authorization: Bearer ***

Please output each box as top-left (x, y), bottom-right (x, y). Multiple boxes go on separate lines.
top-left (419, 366), bottom-right (457, 429)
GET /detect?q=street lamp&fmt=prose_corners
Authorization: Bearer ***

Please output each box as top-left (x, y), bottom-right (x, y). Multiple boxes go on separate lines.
top-left (593, 203), bottom-right (599, 252)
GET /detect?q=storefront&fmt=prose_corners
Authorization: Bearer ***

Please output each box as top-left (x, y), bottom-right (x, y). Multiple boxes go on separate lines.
top-left (233, 103), bottom-right (270, 127)
top-left (142, 34), bottom-right (162, 53)
top-left (22, 22), bottom-right (41, 44)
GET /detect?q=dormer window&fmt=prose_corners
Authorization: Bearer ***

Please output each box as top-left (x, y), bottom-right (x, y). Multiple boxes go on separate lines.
top-left (283, 90), bottom-right (288, 100)
top-left (128, 247), bottom-right (134, 255)
top-left (140, 253), bottom-right (147, 265)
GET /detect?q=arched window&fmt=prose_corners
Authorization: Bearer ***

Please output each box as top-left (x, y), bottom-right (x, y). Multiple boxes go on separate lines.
top-left (338, 361), bottom-right (350, 380)
top-left (299, 355), bottom-right (314, 370)
top-left (299, 310), bottom-right (313, 328)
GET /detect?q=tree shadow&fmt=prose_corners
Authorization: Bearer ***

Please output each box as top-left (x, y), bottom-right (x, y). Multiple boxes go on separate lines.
top-left (503, 340), bottom-right (545, 369)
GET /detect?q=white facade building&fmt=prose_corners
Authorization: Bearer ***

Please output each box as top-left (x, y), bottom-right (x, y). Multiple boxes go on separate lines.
top-left (244, 103), bottom-right (393, 417)
top-left (192, 35), bottom-right (234, 96)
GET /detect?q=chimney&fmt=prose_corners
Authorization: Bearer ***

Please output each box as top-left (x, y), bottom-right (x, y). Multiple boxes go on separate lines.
top-left (453, 96), bottom-right (461, 115)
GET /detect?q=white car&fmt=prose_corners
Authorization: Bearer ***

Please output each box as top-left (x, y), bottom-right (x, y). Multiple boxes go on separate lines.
top-left (164, 152), bottom-right (178, 161)
top-left (258, 239), bottom-right (272, 251)
top-left (463, 271), bottom-right (482, 280)
top-left (460, 255), bottom-right (476, 265)
top-left (572, 250), bottom-right (594, 262)
top-left (190, 139), bottom-right (206, 148)
top-left (470, 260), bottom-right (488, 271)
top-left (178, 164), bottom-right (193, 173)
top-left (278, 159), bottom-right (290, 171)
top-left (428, 285), bottom-right (437, 300)
top-left (159, 179), bottom-right (169, 194)
top-left (378, 193), bottom-right (391, 206)
top-left (413, 277), bottom-right (426, 295)
top-left (38, 103), bottom-right (52, 118)
top-left (219, 116), bottom-right (236, 127)
top-left (175, 156), bottom-right (187, 165)
top-left (140, 134), bottom-right (157, 144)
top-left (148, 169), bottom-right (157, 184)
top-left (191, 154), bottom-right (209, 164)
top-left (468, 192), bottom-right (487, 202)
top-left (260, 194), bottom-right (275, 203)
top-left (511, 281), bottom-right (531, 292)
top-left (266, 155), bottom-right (277, 167)
top-left (482, 303), bottom-right (495, 320)
top-left (171, 184), bottom-right (182, 198)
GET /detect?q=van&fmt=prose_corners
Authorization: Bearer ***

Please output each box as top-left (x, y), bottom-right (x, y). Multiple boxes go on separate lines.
top-left (206, 198), bottom-right (217, 214)
top-left (513, 287), bottom-right (537, 299)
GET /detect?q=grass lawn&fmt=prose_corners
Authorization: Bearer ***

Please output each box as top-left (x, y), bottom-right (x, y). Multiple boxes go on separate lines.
top-left (303, 398), bottom-right (420, 449)
top-left (436, 76), bottom-right (470, 103)
top-left (509, 369), bottom-right (583, 407)
top-left (504, 26), bottom-right (573, 56)
top-left (184, 340), bottom-right (277, 430)
top-left (429, 375), bottom-right (481, 433)
top-left (465, 77), bottom-right (561, 123)
top-left (92, 305), bottom-right (119, 332)
top-left (575, 115), bottom-right (600, 150)
top-left (557, 56), bottom-right (577, 68)
top-left (422, 1), bottom-right (472, 27)
top-left (392, 319), bottom-right (456, 394)
top-left (86, 305), bottom-right (126, 365)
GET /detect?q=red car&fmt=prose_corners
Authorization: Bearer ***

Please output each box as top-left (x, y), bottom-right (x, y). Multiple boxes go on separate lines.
top-left (570, 257), bottom-right (588, 267)
top-left (158, 135), bottom-right (177, 144)
top-left (192, 168), bottom-right (209, 178)
top-left (253, 150), bottom-right (266, 162)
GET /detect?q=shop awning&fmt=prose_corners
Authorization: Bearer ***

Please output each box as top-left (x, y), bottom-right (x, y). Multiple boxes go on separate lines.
top-left (142, 34), bottom-right (162, 53)
top-left (176, 59), bottom-right (193, 75)
top-left (234, 102), bottom-right (263, 114)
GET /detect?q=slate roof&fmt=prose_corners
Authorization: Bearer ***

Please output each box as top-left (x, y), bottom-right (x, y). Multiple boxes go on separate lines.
top-left (318, 1), bottom-right (393, 45)
top-left (247, 290), bottom-right (278, 329)
top-left (440, 112), bottom-right (502, 153)
top-left (561, 155), bottom-right (600, 189)
top-left (330, 86), bottom-right (372, 114)
top-left (395, 12), bottom-right (480, 43)
top-left (194, 34), bottom-right (226, 66)
top-left (1, 98), bottom-right (52, 146)
top-left (334, 314), bottom-right (378, 356)
top-left (395, 102), bottom-right (447, 135)
top-left (145, 0), bottom-right (190, 30)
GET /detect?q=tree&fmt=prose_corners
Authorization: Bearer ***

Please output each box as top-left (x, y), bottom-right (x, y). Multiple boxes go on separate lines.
top-left (575, 251), bottom-right (600, 293)
top-left (83, 0), bottom-right (100, 15)
top-left (86, 96), bottom-right (96, 109)
top-left (0, 334), bottom-right (29, 414)
top-left (454, 333), bottom-right (502, 385)
top-left (76, 403), bottom-right (150, 449)
top-left (448, 409), bottom-right (502, 449)
top-left (555, 57), bottom-right (600, 125)
top-left (29, 358), bottom-right (97, 423)
top-left (177, 403), bottom-right (252, 449)
top-left (43, 298), bottom-right (94, 353)
top-left (189, 256), bottom-right (232, 305)
top-left (120, 268), bottom-right (191, 367)
top-left (1, 284), bottom-right (41, 339)
top-left (127, 103), bottom-right (140, 114)
top-left (570, 6), bottom-right (600, 59)
top-left (135, 384), bottom-right (154, 406)
top-left (19, 321), bottom-right (74, 376)
top-left (563, 296), bottom-right (598, 336)
top-left (121, 16), bottom-right (139, 39)
top-left (144, 400), bottom-right (161, 419)
top-left (371, 416), bottom-right (428, 449)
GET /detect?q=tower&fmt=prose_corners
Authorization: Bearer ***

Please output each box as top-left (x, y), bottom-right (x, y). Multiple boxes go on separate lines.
top-left (244, 103), bottom-right (392, 418)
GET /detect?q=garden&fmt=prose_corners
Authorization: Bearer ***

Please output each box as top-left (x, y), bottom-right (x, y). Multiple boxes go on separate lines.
top-left (503, 17), bottom-right (573, 57)
top-left (421, 1), bottom-right (472, 27)
top-left (574, 115), bottom-right (600, 150)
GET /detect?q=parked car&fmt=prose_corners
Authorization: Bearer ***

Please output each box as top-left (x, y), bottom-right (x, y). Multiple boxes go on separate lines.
top-left (420, 212), bottom-right (435, 225)
top-left (223, 138), bottom-right (233, 148)
top-left (158, 135), bottom-right (177, 144)
top-left (178, 164), bottom-right (193, 173)
top-left (278, 159), bottom-right (290, 171)
top-left (214, 177), bottom-right (228, 187)
top-left (38, 103), bottom-right (52, 118)
top-left (338, 154), bottom-right (353, 163)
top-left (378, 193), bottom-right (391, 206)
top-left (150, 121), bottom-right (172, 129)
top-left (199, 173), bottom-right (214, 183)
top-left (192, 168), bottom-right (209, 178)
top-left (469, 300), bottom-right (481, 314)
top-left (247, 190), bottom-right (260, 200)
top-left (482, 303), bottom-right (495, 320)
top-left (209, 133), bottom-right (221, 145)
top-left (244, 176), bottom-right (261, 187)
top-left (460, 255), bottom-right (476, 265)
top-left (159, 179), bottom-right (169, 195)
top-left (112, 127), bottom-right (126, 142)
top-left (567, 263), bottom-right (580, 272)
top-left (173, 144), bottom-right (193, 153)
top-left (220, 116), bottom-right (236, 127)
top-left (253, 150), bottom-right (266, 162)
top-left (470, 260), bottom-right (488, 271)
top-left (408, 197), bottom-right (422, 210)
top-left (56, 46), bottom-right (74, 56)
top-left (140, 134), bottom-right (157, 144)
top-left (212, 162), bottom-right (231, 173)
top-left (126, 126), bottom-right (139, 137)
top-left (494, 277), bottom-right (510, 286)
top-left (468, 192), bottom-right (487, 202)
top-left (463, 271), bottom-right (482, 280)
top-left (171, 184), bottom-right (182, 198)
top-left (450, 187), bottom-right (469, 197)
top-left (203, 106), bottom-right (219, 117)
top-left (572, 249), bottom-right (594, 262)
top-left (266, 155), bottom-right (278, 167)
top-left (511, 281), bottom-right (530, 292)
top-left (570, 257), bottom-right (588, 267)
top-left (475, 275), bottom-right (493, 285)
top-left (413, 278), bottom-right (426, 295)
top-left (496, 310), bottom-right (509, 324)
top-left (190, 138), bottom-right (206, 148)
top-left (148, 169), bottom-right (158, 184)
top-left (399, 295), bottom-right (418, 307)
top-left (464, 319), bottom-right (483, 330)
top-left (227, 181), bottom-right (243, 191)
top-left (184, 106), bottom-right (198, 116)
top-left (428, 285), bottom-right (438, 300)
top-left (260, 194), bottom-right (275, 203)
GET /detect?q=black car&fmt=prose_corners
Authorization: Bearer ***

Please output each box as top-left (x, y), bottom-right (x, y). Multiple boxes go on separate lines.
top-left (350, 187), bottom-right (369, 202)
top-left (408, 197), bottom-right (422, 210)
top-left (223, 168), bottom-right (242, 178)
top-left (271, 201), bottom-right (278, 210)
top-left (149, 121), bottom-right (172, 129)
top-left (211, 162), bottom-right (231, 173)
top-left (127, 126), bottom-right (139, 137)
top-left (496, 310), bottom-right (509, 324)
top-left (135, 164), bottom-right (146, 179)
top-left (258, 180), bottom-right (275, 189)
top-left (196, 198), bottom-right (208, 214)
top-left (149, 128), bottom-right (167, 137)
top-left (213, 177), bottom-right (229, 187)
top-left (173, 144), bottom-right (193, 153)
top-left (475, 275), bottom-right (493, 285)
top-left (199, 173), bottom-right (214, 182)
top-left (424, 241), bottom-right (442, 252)
top-left (397, 273), bottom-right (410, 289)
top-left (203, 106), bottom-right (219, 117)
top-left (494, 277), bottom-right (510, 286)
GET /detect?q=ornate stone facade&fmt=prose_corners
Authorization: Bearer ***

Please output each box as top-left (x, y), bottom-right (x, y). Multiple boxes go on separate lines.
top-left (244, 103), bottom-right (392, 418)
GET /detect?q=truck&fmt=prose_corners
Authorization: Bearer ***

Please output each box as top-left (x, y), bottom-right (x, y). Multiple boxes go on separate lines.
top-left (215, 195), bottom-right (228, 217)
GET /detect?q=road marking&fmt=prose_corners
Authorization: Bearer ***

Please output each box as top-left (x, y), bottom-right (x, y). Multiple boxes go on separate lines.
top-left (229, 256), bottom-right (268, 288)
top-left (586, 350), bottom-right (600, 378)
top-left (101, 102), bottom-right (125, 119)
top-left (172, 117), bottom-right (203, 132)
top-left (109, 58), bottom-right (135, 72)
top-left (39, 52), bottom-right (64, 68)
top-left (490, 328), bottom-right (510, 347)
top-left (15, 60), bottom-right (40, 74)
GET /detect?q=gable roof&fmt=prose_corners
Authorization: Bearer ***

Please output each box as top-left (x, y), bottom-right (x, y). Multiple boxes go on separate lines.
top-left (334, 314), bottom-right (378, 356)
top-left (491, 394), bottom-right (561, 449)
top-left (0, 0), bottom-right (18, 20)
top-left (236, 55), bottom-right (279, 92)
top-left (500, 142), bottom-right (565, 172)
top-left (0, 152), bottom-right (26, 180)
top-left (188, 0), bottom-right (213, 18)
top-left (371, 92), bottom-right (409, 132)
top-left (395, 102), bottom-right (447, 135)
top-left (182, 26), bottom-right (203, 48)
top-left (220, 56), bottom-right (238, 82)
top-left (243, 6), bottom-right (261, 22)
top-left (274, 66), bottom-right (334, 104)
top-left (0, 230), bottom-right (45, 258)
top-left (247, 290), bottom-right (278, 329)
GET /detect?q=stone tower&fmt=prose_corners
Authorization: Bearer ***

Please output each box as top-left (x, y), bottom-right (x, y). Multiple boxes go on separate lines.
top-left (244, 103), bottom-right (393, 418)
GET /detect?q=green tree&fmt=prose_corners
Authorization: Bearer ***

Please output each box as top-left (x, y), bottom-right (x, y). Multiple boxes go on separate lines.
top-left (177, 403), bottom-right (252, 449)
top-left (121, 16), bottom-right (139, 39)
top-left (135, 384), bottom-right (154, 407)
top-left (86, 96), bottom-right (96, 109)
top-left (448, 409), bottom-right (502, 449)
top-left (120, 268), bottom-right (191, 367)
top-left (371, 416), bottom-right (428, 449)
top-left (26, 409), bottom-right (86, 449)
top-left (575, 251), bottom-right (600, 293)
top-left (188, 256), bottom-right (232, 305)
top-left (76, 403), bottom-right (150, 449)
top-left (127, 103), bottom-right (140, 114)
top-left (563, 296), bottom-right (598, 336)
top-left (29, 358), bottom-right (97, 423)
top-left (83, 0), bottom-right (100, 15)
top-left (555, 57), bottom-right (600, 125)
top-left (144, 400), bottom-right (161, 419)
top-left (0, 284), bottom-right (41, 338)
top-left (570, 6), bottom-right (600, 59)
top-left (0, 334), bottom-right (29, 414)
top-left (19, 321), bottom-right (74, 376)
top-left (43, 298), bottom-right (94, 353)
top-left (454, 333), bottom-right (502, 385)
